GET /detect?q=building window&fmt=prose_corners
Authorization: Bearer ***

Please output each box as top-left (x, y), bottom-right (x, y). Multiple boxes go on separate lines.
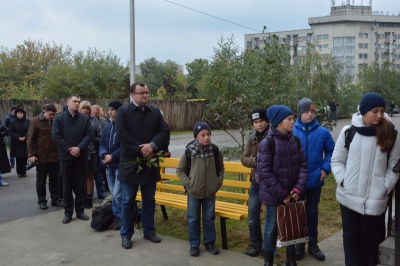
top-left (359, 43), bottom-right (368, 49)
top-left (364, 33), bottom-right (368, 38)
top-left (334, 37), bottom-right (355, 80)
top-left (323, 34), bottom-right (329, 39)
top-left (359, 33), bottom-right (369, 38)
top-left (247, 41), bottom-right (253, 49)
top-left (317, 35), bottom-right (323, 40)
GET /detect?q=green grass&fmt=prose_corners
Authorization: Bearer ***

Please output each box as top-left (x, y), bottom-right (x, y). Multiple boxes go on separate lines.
top-left (147, 173), bottom-right (341, 264)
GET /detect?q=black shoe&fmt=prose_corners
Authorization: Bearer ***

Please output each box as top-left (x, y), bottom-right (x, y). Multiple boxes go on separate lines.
top-left (51, 200), bottom-right (63, 207)
top-left (205, 243), bottom-right (219, 255)
top-left (143, 232), bottom-right (161, 243)
top-left (308, 244), bottom-right (325, 261)
top-left (190, 247), bottom-right (200, 256)
top-left (18, 174), bottom-right (27, 178)
top-left (76, 212), bottom-right (89, 220)
top-left (63, 215), bottom-right (72, 224)
top-left (121, 238), bottom-right (132, 249)
top-left (243, 243), bottom-right (262, 257)
top-left (39, 202), bottom-right (48, 210)
top-left (98, 194), bottom-right (106, 199)
top-left (308, 237), bottom-right (325, 261)
top-left (295, 243), bottom-right (305, 260)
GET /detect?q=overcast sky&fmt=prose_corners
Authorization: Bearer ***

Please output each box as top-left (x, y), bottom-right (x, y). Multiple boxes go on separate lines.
top-left (1, 0), bottom-right (399, 69)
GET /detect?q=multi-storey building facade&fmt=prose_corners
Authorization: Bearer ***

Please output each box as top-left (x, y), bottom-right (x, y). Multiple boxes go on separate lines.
top-left (244, 2), bottom-right (400, 80)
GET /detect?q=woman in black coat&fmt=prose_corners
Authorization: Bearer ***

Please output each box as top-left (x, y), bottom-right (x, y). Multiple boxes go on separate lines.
top-left (9, 108), bottom-right (30, 177)
top-left (0, 120), bottom-right (11, 185)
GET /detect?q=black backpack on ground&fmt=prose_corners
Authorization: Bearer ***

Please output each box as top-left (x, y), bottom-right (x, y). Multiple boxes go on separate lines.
top-left (91, 203), bottom-right (114, 231)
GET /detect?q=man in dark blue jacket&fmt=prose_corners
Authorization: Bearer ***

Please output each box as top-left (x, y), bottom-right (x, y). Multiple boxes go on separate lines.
top-left (99, 100), bottom-right (122, 230)
top-left (116, 83), bottom-right (169, 249)
top-left (52, 94), bottom-right (93, 224)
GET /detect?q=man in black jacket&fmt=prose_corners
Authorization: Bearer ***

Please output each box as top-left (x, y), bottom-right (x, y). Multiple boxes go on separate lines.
top-left (116, 82), bottom-right (169, 249)
top-left (52, 94), bottom-right (93, 224)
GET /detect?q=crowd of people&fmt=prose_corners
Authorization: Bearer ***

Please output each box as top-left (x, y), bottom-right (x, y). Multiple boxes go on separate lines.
top-left (0, 89), bottom-right (398, 266)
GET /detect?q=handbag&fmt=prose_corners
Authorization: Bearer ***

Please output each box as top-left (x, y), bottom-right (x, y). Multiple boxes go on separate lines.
top-left (276, 200), bottom-right (308, 247)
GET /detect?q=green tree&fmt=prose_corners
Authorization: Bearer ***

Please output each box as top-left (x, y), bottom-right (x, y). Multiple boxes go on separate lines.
top-left (0, 39), bottom-right (72, 99)
top-left (138, 57), bottom-right (165, 95)
top-left (39, 48), bottom-right (128, 99)
top-left (186, 58), bottom-right (209, 98)
top-left (357, 63), bottom-right (400, 103)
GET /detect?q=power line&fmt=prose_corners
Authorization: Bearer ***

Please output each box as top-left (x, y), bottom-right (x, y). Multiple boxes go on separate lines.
top-left (164, 0), bottom-right (262, 33)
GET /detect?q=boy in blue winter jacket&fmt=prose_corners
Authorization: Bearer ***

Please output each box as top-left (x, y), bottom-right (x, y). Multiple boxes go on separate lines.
top-left (293, 98), bottom-right (335, 261)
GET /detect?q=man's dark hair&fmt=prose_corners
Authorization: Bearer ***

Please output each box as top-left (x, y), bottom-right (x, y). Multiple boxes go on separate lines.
top-left (44, 104), bottom-right (57, 113)
top-left (130, 82), bottom-right (146, 93)
top-left (11, 106), bottom-right (17, 111)
top-left (67, 94), bottom-right (81, 101)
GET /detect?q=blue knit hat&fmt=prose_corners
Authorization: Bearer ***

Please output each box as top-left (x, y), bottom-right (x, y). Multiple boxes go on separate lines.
top-left (267, 105), bottom-right (294, 127)
top-left (359, 92), bottom-right (386, 115)
top-left (193, 122), bottom-right (211, 139)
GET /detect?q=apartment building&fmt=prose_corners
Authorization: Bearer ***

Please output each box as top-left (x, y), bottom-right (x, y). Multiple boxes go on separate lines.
top-left (244, 2), bottom-right (400, 80)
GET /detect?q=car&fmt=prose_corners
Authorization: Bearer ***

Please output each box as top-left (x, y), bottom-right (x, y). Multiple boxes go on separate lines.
top-left (393, 106), bottom-right (399, 114)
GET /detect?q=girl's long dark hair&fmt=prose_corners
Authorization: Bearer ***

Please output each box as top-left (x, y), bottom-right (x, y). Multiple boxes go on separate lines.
top-left (377, 118), bottom-right (396, 152)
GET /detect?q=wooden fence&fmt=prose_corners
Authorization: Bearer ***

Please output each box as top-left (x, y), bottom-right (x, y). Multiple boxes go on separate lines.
top-left (0, 99), bottom-right (205, 132)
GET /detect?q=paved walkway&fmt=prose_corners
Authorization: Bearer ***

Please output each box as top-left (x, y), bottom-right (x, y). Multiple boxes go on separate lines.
top-left (0, 206), bottom-right (344, 266)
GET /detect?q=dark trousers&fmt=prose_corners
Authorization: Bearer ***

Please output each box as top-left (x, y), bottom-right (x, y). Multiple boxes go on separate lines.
top-left (16, 157), bottom-right (27, 175)
top-left (94, 155), bottom-right (105, 197)
top-left (36, 162), bottom-right (60, 204)
top-left (60, 160), bottom-right (87, 216)
top-left (340, 204), bottom-right (385, 266)
top-left (299, 187), bottom-right (321, 239)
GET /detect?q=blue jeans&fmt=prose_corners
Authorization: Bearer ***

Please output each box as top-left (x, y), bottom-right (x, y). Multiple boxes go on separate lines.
top-left (187, 195), bottom-right (216, 247)
top-left (264, 204), bottom-right (294, 252)
top-left (299, 187), bottom-right (321, 239)
top-left (248, 182), bottom-right (262, 244)
top-left (106, 168), bottom-right (121, 219)
top-left (340, 204), bottom-right (385, 266)
top-left (120, 182), bottom-right (156, 239)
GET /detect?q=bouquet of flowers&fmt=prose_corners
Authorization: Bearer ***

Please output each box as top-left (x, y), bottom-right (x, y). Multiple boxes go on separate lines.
top-left (124, 150), bottom-right (171, 173)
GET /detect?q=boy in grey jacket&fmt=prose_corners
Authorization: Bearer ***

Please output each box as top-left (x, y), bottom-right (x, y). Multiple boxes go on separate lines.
top-left (176, 122), bottom-right (224, 257)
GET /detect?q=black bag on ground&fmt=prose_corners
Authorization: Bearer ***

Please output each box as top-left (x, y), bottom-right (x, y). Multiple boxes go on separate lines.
top-left (91, 203), bottom-right (114, 231)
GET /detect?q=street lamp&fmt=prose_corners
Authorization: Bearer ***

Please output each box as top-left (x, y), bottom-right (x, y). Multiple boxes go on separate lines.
top-left (130, 0), bottom-right (135, 86)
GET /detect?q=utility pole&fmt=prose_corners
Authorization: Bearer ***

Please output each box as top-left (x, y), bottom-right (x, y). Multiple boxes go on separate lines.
top-left (129, 0), bottom-right (135, 86)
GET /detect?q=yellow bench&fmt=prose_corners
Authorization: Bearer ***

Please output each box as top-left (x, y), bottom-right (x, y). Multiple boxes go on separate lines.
top-left (136, 157), bottom-right (251, 250)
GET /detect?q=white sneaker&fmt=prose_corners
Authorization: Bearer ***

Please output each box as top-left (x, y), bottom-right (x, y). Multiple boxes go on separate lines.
top-left (0, 181), bottom-right (9, 186)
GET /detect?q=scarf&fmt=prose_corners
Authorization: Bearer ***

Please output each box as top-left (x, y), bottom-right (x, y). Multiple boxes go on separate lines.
top-left (354, 126), bottom-right (376, 136)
